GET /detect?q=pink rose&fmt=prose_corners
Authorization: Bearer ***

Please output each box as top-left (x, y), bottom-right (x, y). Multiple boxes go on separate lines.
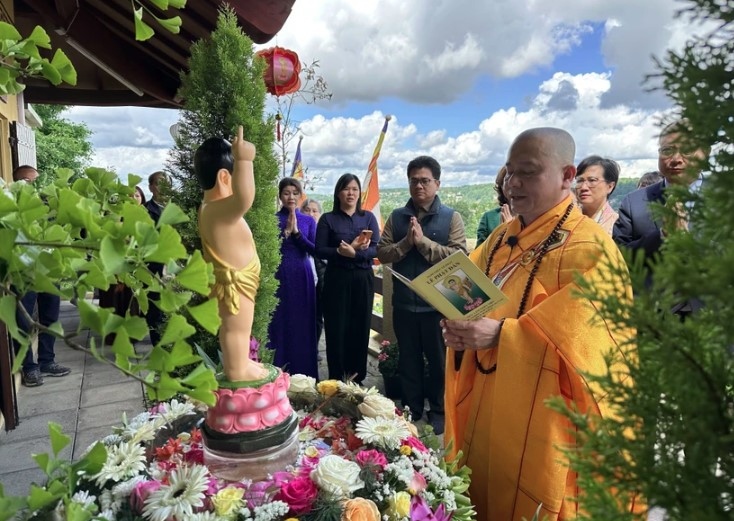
top-left (129, 480), bottom-right (161, 514)
top-left (275, 476), bottom-right (319, 515)
top-left (356, 449), bottom-right (388, 470)
top-left (402, 436), bottom-right (428, 453)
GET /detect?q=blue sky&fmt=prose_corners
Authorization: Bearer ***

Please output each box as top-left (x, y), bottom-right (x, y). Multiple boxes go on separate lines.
top-left (66, 0), bottom-right (697, 193)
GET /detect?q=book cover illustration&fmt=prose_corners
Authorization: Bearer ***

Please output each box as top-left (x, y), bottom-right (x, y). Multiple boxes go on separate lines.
top-left (388, 250), bottom-right (508, 320)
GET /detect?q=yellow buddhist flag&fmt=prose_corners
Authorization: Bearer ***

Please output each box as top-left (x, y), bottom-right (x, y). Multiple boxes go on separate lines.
top-left (361, 116), bottom-right (391, 230)
top-left (291, 136), bottom-right (304, 179)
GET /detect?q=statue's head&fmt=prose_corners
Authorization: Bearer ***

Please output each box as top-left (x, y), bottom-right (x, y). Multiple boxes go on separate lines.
top-left (194, 137), bottom-right (234, 190)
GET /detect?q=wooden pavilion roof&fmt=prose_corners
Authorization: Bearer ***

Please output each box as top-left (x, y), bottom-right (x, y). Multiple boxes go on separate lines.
top-left (13, 0), bottom-right (295, 108)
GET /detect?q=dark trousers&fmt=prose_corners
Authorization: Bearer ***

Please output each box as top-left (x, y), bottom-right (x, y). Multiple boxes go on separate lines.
top-left (322, 266), bottom-right (374, 383)
top-left (146, 262), bottom-right (165, 346)
top-left (15, 292), bottom-right (60, 371)
top-left (393, 309), bottom-right (445, 418)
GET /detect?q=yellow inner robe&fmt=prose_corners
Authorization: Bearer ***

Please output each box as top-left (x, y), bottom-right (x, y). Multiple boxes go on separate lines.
top-left (445, 196), bottom-right (634, 521)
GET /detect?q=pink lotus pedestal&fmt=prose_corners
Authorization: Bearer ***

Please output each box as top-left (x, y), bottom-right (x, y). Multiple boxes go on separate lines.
top-left (201, 365), bottom-right (299, 481)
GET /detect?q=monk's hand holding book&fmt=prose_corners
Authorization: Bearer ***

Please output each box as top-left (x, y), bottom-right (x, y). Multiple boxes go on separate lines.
top-left (441, 317), bottom-right (505, 351)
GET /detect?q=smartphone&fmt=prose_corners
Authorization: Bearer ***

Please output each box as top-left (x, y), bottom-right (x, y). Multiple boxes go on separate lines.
top-left (359, 229), bottom-right (373, 242)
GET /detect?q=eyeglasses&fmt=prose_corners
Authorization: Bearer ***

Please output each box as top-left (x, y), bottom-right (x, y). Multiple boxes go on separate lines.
top-left (409, 177), bottom-right (435, 187)
top-left (658, 145), bottom-right (698, 158)
top-left (574, 177), bottom-right (603, 188)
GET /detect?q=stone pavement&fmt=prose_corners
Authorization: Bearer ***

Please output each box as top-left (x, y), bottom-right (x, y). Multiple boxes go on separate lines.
top-left (0, 301), bottom-right (395, 499)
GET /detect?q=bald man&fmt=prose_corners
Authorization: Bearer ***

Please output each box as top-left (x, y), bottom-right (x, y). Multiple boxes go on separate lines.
top-left (442, 128), bottom-right (636, 520)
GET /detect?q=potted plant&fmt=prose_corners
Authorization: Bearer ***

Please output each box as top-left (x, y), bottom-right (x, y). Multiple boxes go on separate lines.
top-left (377, 339), bottom-right (401, 399)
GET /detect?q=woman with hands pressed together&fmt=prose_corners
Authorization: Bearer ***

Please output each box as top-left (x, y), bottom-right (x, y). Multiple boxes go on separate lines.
top-left (315, 173), bottom-right (380, 384)
top-left (268, 177), bottom-right (319, 378)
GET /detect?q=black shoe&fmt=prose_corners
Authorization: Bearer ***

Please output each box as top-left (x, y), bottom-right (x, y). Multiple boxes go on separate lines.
top-left (40, 363), bottom-right (71, 377)
top-left (22, 369), bottom-right (44, 387)
top-left (428, 412), bottom-right (445, 435)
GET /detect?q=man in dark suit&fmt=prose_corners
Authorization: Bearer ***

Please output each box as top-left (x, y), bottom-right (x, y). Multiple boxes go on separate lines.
top-left (614, 122), bottom-right (709, 307)
top-left (144, 171), bottom-right (168, 345)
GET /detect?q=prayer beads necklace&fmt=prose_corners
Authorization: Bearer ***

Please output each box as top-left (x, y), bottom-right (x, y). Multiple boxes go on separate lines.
top-left (475, 202), bottom-right (574, 375)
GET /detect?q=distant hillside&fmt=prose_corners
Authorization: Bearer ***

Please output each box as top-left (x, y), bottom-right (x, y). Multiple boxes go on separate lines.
top-left (314, 178), bottom-right (641, 241)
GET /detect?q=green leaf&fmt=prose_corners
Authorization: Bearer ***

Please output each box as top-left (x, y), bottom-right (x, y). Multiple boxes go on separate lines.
top-left (188, 298), bottom-right (220, 335)
top-left (159, 313), bottom-right (195, 345)
top-left (148, 0), bottom-right (169, 8)
top-left (169, 0), bottom-right (187, 7)
top-left (65, 500), bottom-right (94, 521)
top-left (27, 25), bottom-right (51, 48)
top-left (144, 224), bottom-right (187, 263)
top-left (169, 339), bottom-right (201, 367)
top-left (99, 235), bottom-right (127, 276)
top-left (32, 452), bottom-right (50, 473)
top-left (72, 442), bottom-right (107, 476)
top-left (40, 60), bottom-right (62, 85)
top-left (20, 39), bottom-right (42, 59)
top-left (134, 9), bottom-right (155, 42)
top-left (122, 315), bottom-right (149, 341)
top-left (27, 484), bottom-right (57, 510)
top-left (0, 22), bottom-right (22, 40)
top-left (158, 202), bottom-right (189, 226)
top-left (77, 299), bottom-right (104, 333)
top-left (157, 287), bottom-right (191, 313)
top-left (0, 295), bottom-right (21, 342)
top-left (154, 15), bottom-right (182, 34)
top-left (177, 250), bottom-right (212, 294)
top-left (48, 422), bottom-right (71, 456)
top-left (51, 48), bottom-right (77, 85)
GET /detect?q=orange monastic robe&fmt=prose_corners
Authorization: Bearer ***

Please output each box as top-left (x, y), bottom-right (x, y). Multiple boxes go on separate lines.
top-left (445, 196), bottom-right (634, 521)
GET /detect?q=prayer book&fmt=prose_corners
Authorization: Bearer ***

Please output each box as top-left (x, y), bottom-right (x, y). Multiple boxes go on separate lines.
top-left (387, 250), bottom-right (508, 320)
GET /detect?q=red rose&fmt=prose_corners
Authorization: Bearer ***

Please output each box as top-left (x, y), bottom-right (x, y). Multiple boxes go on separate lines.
top-left (275, 476), bottom-right (319, 515)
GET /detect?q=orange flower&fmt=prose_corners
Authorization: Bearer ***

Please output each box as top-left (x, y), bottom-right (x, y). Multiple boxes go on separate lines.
top-left (341, 498), bottom-right (380, 521)
top-left (154, 438), bottom-right (182, 460)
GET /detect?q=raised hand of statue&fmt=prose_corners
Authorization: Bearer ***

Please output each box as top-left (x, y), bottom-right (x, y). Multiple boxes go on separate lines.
top-left (232, 125), bottom-right (256, 162)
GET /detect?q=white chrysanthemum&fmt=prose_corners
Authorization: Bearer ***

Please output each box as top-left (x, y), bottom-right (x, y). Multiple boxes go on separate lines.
top-left (153, 399), bottom-right (195, 423)
top-left (123, 420), bottom-right (159, 444)
top-left (355, 416), bottom-right (410, 450)
top-left (338, 381), bottom-right (379, 398)
top-left (127, 411), bottom-right (152, 429)
top-left (71, 489), bottom-right (97, 509)
top-left (142, 464), bottom-right (209, 521)
top-left (94, 441), bottom-right (147, 487)
top-left (100, 434), bottom-right (124, 447)
top-left (98, 489), bottom-right (122, 515)
top-left (97, 509), bottom-right (116, 521)
top-left (187, 512), bottom-right (224, 521)
top-left (112, 476), bottom-right (146, 499)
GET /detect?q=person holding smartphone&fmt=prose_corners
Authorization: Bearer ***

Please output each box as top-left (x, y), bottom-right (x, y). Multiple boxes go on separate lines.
top-left (315, 173), bottom-right (380, 384)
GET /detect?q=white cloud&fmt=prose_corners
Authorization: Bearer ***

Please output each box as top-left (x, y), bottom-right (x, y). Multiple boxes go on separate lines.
top-left (62, 0), bottom-right (710, 194)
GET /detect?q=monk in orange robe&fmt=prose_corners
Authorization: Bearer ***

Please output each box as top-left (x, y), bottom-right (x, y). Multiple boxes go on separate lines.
top-left (442, 128), bottom-right (636, 521)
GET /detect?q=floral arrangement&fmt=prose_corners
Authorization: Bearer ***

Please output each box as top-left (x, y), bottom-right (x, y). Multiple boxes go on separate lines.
top-left (28, 376), bottom-right (474, 521)
top-left (377, 340), bottom-right (400, 378)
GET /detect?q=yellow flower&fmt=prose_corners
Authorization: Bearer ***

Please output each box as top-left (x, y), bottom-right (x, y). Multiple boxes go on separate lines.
top-left (317, 380), bottom-right (340, 397)
top-left (285, 518), bottom-right (299, 521)
top-left (342, 498), bottom-right (380, 521)
top-left (400, 445), bottom-right (412, 456)
top-left (387, 491), bottom-right (411, 519)
top-left (212, 486), bottom-right (245, 519)
top-left (304, 445), bottom-right (319, 458)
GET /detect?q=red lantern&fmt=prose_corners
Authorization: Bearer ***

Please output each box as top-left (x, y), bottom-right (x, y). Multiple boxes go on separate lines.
top-left (255, 47), bottom-right (302, 96)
